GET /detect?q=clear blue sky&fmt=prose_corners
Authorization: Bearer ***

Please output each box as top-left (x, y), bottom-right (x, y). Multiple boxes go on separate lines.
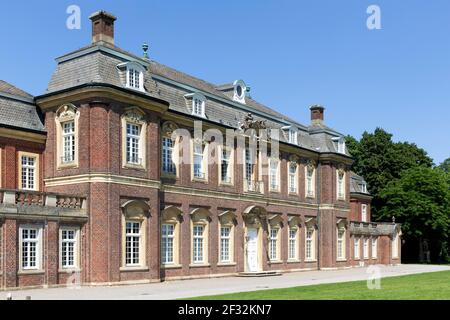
top-left (1, 0), bottom-right (449, 163)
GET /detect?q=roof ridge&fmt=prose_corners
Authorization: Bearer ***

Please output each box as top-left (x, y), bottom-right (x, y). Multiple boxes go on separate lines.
top-left (0, 80), bottom-right (34, 99)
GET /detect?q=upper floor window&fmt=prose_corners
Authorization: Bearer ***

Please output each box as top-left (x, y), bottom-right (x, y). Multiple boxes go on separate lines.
top-left (192, 140), bottom-right (207, 180)
top-left (360, 182), bottom-right (368, 193)
top-left (126, 123), bottom-right (141, 164)
top-left (269, 158), bottom-right (280, 192)
top-left (118, 62), bottom-right (145, 92)
top-left (288, 162), bottom-right (298, 194)
top-left (220, 148), bottom-right (233, 184)
top-left (288, 129), bottom-right (298, 144)
top-left (333, 136), bottom-right (346, 154)
top-left (19, 152), bottom-right (39, 191)
top-left (337, 169), bottom-right (345, 200)
top-left (56, 104), bottom-right (79, 168)
top-left (305, 162), bottom-right (316, 198)
top-left (233, 80), bottom-right (247, 104)
top-left (161, 121), bottom-right (179, 176)
top-left (361, 204), bottom-right (368, 222)
top-left (121, 108), bottom-right (147, 169)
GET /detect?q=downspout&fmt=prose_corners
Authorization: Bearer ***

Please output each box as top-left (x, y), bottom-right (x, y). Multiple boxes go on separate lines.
top-left (316, 161), bottom-right (321, 270)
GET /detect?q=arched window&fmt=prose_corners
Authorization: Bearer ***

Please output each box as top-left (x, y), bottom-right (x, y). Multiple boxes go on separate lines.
top-left (190, 208), bottom-right (211, 264)
top-left (121, 107), bottom-right (147, 169)
top-left (55, 104), bottom-right (79, 168)
top-left (121, 200), bottom-right (149, 268)
top-left (161, 206), bottom-right (182, 266)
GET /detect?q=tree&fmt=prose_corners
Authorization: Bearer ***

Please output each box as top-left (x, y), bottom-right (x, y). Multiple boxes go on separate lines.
top-left (346, 128), bottom-right (433, 219)
top-left (439, 158), bottom-right (450, 173)
top-left (377, 166), bottom-right (450, 262)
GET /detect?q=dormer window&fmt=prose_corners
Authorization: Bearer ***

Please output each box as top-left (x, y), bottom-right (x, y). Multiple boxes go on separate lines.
top-left (117, 62), bottom-right (145, 92)
top-left (185, 92), bottom-right (206, 118)
top-left (233, 80), bottom-right (246, 104)
top-left (360, 182), bottom-right (368, 193)
top-left (288, 129), bottom-right (298, 144)
top-left (332, 136), bottom-right (346, 154)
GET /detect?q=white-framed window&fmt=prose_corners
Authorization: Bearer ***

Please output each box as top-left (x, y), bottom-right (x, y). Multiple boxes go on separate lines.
top-left (288, 227), bottom-right (298, 260)
top-left (306, 165), bottom-right (315, 198)
top-left (288, 162), bottom-right (297, 193)
top-left (361, 204), bottom-right (368, 222)
top-left (126, 123), bottom-right (141, 165)
top-left (161, 224), bottom-right (175, 264)
top-left (62, 121), bottom-right (75, 163)
top-left (192, 97), bottom-right (205, 117)
top-left (372, 238), bottom-right (378, 259)
top-left (20, 226), bottom-right (42, 270)
top-left (305, 227), bottom-right (315, 261)
top-left (269, 228), bottom-right (279, 261)
top-left (220, 148), bottom-right (232, 184)
top-left (126, 65), bottom-right (144, 91)
top-left (337, 170), bottom-right (345, 200)
top-left (125, 221), bottom-right (141, 266)
top-left (233, 80), bottom-right (246, 104)
top-left (192, 224), bottom-right (205, 263)
top-left (193, 142), bottom-right (206, 179)
top-left (333, 137), bottom-right (346, 154)
top-left (20, 155), bottom-right (37, 191)
top-left (337, 228), bottom-right (345, 260)
top-left (363, 238), bottom-right (369, 259)
top-left (392, 232), bottom-right (399, 258)
top-left (288, 129), bottom-right (298, 144)
top-left (360, 182), bottom-right (368, 193)
top-left (60, 227), bottom-right (79, 269)
top-left (245, 147), bottom-right (255, 182)
top-left (220, 226), bottom-right (232, 263)
top-left (162, 137), bottom-right (176, 175)
top-left (354, 237), bottom-right (360, 259)
top-left (269, 158), bottom-right (279, 191)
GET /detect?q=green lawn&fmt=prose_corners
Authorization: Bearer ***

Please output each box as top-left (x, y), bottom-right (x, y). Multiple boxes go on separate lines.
top-left (188, 270), bottom-right (450, 300)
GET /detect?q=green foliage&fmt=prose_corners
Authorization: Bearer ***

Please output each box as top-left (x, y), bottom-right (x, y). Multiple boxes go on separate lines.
top-left (439, 158), bottom-right (450, 173)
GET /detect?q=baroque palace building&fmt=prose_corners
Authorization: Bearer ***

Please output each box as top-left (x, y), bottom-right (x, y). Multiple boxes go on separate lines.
top-left (0, 11), bottom-right (401, 290)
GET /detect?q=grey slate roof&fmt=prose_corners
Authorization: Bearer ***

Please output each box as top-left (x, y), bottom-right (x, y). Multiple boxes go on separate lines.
top-left (0, 82), bottom-right (45, 133)
top-left (45, 41), bottom-right (350, 154)
top-left (350, 172), bottom-right (370, 195)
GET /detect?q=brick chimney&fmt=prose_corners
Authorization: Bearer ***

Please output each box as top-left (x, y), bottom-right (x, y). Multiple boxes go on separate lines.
top-left (89, 11), bottom-right (117, 45)
top-left (310, 105), bottom-right (325, 125)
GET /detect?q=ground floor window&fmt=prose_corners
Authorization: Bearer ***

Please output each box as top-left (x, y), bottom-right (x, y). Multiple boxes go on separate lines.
top-left (220, 226), bottom-right (231, 263)
top-left (125, 221), bottom-right (141, 266)
top-left (269, 228), bottom-right (279, 261)
top-left (193, 224), bottom-right (205, 263)
top-left (354, 237), bottom-right (360, 259)
top-left (305, 227), bottom-right (315, 261)
top-left (161, 224), bottom-right (175, 264)
top-left (372, 237), bottom-right (378, 259)
top-left (337, 228), bottom-right (345, 260)
top-left (60, 227), bottom-right (79, 269)
top-left (363, 238), bottom-right (369, 259)
top-left (288, 227), bottom-right (298, 260)
top-left (20, 226), bottom-right (42, 270)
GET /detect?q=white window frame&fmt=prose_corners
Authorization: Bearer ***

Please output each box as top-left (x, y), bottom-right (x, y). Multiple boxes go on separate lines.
top-left (19, 153), bottom-right (39, 191)
top-left (361, 204), bottom-right (368, 222)
top-left (305, 227), bottom-right (316, 261)
top-left (288, 162), bottom-right (298, 194)
top-left (220, 147), bottom-right (233, 185)
top-left (19, 225), bottom-right (43, 271)
top-left (60, 227), bottom-right (80, 270)
top-left (337, 169), bottom-right (345, 200)
top-left (337, 228), bottom-right (346, 260)
top-left (219, 225), bottom-right (232, 263)
top-left (161, 223), bottom-right (175, 265)
top-left (288, 129), bottom-right (298, 144)
top-left (125, 63), bottom-right (145, 92)
top-left (121, 108), bottom-right (147, 169)
top-left (192, 224), bottom-right (205, 263)
top-left (372, 237), bottom-right (378, 259)
top-left (125, 221), bottom-right (141, 267)
top-left (305, 165), bottom-right (315, 198)
top-left (269, 158), bottom-right (280, 192)
top-left (363, 238), bottom-right (369, 259)
top-left (162, 137), bottom-right (176, 175)
top-left (269, 227), bottom-right (279, 261)
top-left (126, 122), bottom-right (142, 165)
top-left (392, 232), bottom-right (399, 258)
top-left (192, 141), bottom-right (207, 180)
top-left (354, 237), bottom-right (360, 260)
top-left (288, 227), bottom-right (298, 260)
top-left (62, 120), bottom-right (76, 163)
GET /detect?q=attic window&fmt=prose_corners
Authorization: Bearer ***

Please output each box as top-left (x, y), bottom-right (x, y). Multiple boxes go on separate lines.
top-left (184, 92), bottom-right (206, 118)
top-left (332, 137), bottom-right (346, 154)
top-left (118, 62), bottom-right (145, 92)
top-left (288, 129), bottom-right (298, 145)
top-left (360, 182), bottom-right (367, 193)
top-left (233, 80), bottom-right (246, 104)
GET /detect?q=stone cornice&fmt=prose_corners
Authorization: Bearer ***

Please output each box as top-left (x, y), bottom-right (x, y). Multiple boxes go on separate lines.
top-left (0, 126), bottom-right (46, 143)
